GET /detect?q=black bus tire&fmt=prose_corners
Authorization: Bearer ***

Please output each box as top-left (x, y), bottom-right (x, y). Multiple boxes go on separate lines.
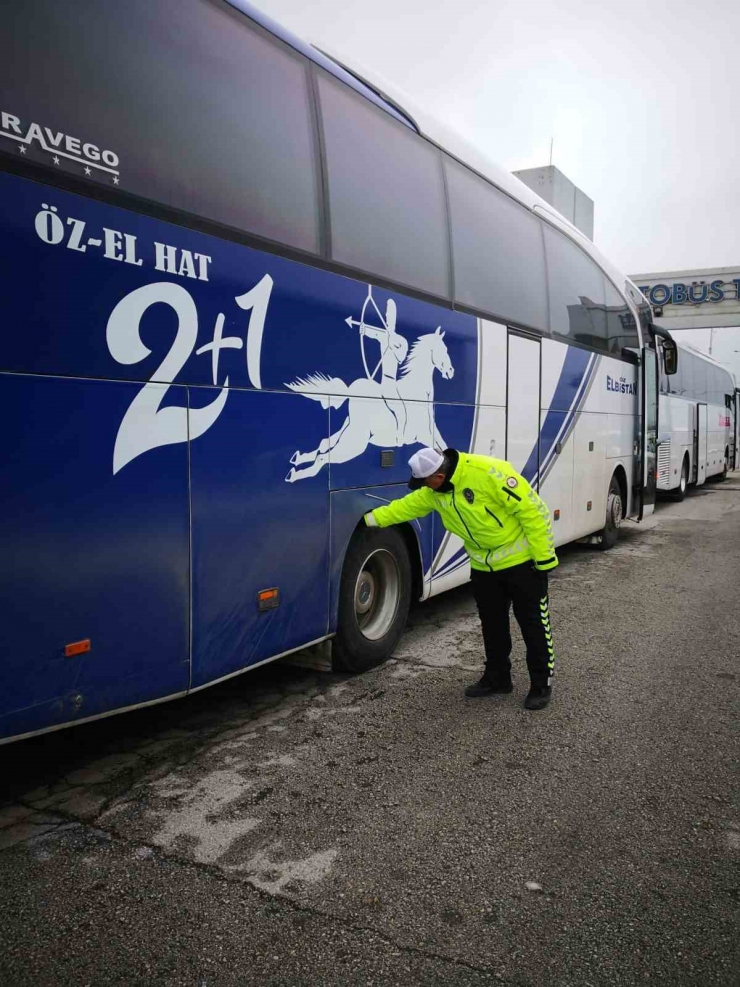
top-left (332, 526), bottom-right (412, 673)
top-left (672, 456), bottom-right (689, 501)
top-left (597, 474), bottom-right (623, 551)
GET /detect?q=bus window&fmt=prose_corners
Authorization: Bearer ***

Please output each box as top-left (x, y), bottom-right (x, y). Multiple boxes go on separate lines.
top-left (603, 278), bottom-right (640, 354)
top-left (681, 352), bottom-right (694, 398)
top-left (543, 226), bottom-right (608, 351)
top-left (443, 157), bottom-right (548, 331)
top-left (693, 358), bottom-right (707, 403)
top-left (317, 72), bottom-right (449, 298)
top-left (667, 354), bottom-right (680, 394)
top-left (1, 0), bottom-right (322, 253)
top-left (707, 366), bottom-right (717, 406)
top-left (711, 367), bottom-right (725, 407)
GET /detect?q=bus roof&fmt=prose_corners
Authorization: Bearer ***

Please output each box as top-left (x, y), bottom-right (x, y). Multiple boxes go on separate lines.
top-left (305, 38), bottom-right (636, 295)
top-left (224, 0), bottom-right (417, 130)
top-left (231, 2), bottom-right (639, 301)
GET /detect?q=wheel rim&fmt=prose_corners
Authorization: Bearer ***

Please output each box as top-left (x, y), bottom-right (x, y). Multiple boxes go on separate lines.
top-left (608, 491), bottom-right (623, 529)
top-left (353, 549), bottom-right (401, 641)
top-left (680, 463), bottom-right (687, 492)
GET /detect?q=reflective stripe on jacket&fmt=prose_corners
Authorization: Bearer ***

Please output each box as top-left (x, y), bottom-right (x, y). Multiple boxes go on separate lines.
top-left (364, 453), bottom-right (558, 573)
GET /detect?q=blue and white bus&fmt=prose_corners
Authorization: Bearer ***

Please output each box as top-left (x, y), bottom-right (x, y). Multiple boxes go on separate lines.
top-left (0, 0), bottom-right (676, 743)
top-left (657, 342), bottom-right (736, 498)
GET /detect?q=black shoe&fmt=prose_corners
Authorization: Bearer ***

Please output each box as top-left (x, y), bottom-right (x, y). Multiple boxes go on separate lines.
top-left (524, 685), bottom-right (552, 710)
top-left (465, 676), bottom-right (513, 698)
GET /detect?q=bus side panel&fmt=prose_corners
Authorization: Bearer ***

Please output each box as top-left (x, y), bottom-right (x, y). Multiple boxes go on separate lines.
top-left (469, 406), bottom-right (506, 461)
top-left (604, 412), bottom-right (637, 512)
top-left (658, 395), bottom-right (692, 492)
top-left (477, 319), bottom-right (508, 413)
top-left (660, 396), bottom-right (672, 492)
top-left (570, 413), bottom-right (607, 539)
top-left (538, 339), bottom-right (597, 541)
top-left (593, 356), bottom-right (638, 518)
top-left (0, 375), bottom-right (190, 741)
top-left (707, 403), bottom-right (726, 477)
top-left (673, 398), bottom-right (693, 488)
top-left (538, 413), bottom-right (575, 547)
top-left (189, 388), bottom-right (330, 688)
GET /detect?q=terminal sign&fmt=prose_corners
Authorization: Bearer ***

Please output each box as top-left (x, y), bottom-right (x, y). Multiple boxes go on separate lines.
top-left (631, 267), bottom-right (740, 328)
top-left (639, 279), bottom-right (740, 307)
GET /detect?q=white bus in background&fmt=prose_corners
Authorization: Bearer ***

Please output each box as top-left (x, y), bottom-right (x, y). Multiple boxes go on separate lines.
top-left (657, 342), bottom-right (737, 499)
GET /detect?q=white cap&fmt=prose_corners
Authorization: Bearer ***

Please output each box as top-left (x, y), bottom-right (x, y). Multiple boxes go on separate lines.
top-left (408, 447), bottom-right (444, 479)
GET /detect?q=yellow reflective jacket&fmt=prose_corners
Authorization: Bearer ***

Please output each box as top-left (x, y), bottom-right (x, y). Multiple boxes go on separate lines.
top-left (365, 452), bottom-right (558, 573)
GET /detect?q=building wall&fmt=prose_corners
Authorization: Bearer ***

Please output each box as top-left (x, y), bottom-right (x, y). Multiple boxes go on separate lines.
top-left (513, 165), bottom-right (594, 240)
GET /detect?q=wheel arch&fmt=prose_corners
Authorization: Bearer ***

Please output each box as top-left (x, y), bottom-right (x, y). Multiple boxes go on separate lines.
top-left (395, 521), bottom-right (425, 604)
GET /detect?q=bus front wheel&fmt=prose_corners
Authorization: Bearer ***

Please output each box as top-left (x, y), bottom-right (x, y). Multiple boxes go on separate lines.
top-left (672, 456), bottom-right (689, 501)
top-left (597, 475), bottom-right (623, 551)
top-left (333, 526), bottom-right (412, 673)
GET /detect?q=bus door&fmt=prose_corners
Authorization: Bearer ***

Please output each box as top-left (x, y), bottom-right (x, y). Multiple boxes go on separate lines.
top-left (734, 390), bottom-right (740, 470)
top-left (696, 403), bottom-right (708, 485)
top-left (506, 331), bottom-right (541, 483)
top-left (638, 343), bottom-right (659, 520)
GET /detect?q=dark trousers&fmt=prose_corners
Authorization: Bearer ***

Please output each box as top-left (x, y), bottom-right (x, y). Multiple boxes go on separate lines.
top-left (470, 563), bottom-right (555, 688)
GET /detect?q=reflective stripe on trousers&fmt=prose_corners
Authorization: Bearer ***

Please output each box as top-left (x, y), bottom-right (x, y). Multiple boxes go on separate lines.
top-left (470, 562), bottom-right (555, 688)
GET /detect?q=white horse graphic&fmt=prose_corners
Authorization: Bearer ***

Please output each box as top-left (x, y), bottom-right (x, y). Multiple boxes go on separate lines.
top-left (285, 328), bottom-right (454, 482)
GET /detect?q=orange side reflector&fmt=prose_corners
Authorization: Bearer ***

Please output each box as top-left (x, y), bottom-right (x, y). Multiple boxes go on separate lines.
top-left (65, 639), bottom-right (91, 658)
top-left (587, 501), bottom-right (592, 511)
top-left (257, 588), bottom-right (280, 611)
top-left (553, 510), bottom-right (560, 521)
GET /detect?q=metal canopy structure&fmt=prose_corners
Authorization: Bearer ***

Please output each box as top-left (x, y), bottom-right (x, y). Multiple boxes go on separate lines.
top-left (631, 267), bottom-right (740, 330)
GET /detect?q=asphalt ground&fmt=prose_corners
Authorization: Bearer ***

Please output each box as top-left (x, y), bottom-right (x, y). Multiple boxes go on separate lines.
top-left (1, 476), bottom-right (739, 987)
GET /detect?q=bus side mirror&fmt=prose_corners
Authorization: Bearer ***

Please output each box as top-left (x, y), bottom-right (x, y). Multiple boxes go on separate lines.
top-left (663, 339), bottom-right (678, 376)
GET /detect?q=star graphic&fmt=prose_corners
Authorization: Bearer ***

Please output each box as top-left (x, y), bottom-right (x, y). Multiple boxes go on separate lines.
top-left (112, 176), bottom-right (119, 185)
top-left (18, 145), bottom-right (26, 155)
top-left (84, 166), bottom-right (91, 176)
top-left (52, 155), bottom-right (60, 165)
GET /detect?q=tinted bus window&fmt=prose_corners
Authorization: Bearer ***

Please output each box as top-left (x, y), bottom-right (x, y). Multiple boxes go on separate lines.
top-left (317, 73), bottom-right (449, 298)
top-left (544, 226), bottom-right (608, 351)
top-left (444, 157), bottom-right (548, 331)
top-left (667, 357), bottom-right (681, 394)
top-left (706, 366), bottom-right (717, 405)
top-left (603, 278), bottom-right (640, 353)
top-left (678, 354), bottom-right (691, 397)
top-left (1, 0), bottom-right (321, 254)
top-left (711, 366), bottom-right (725, 406)
top-left (692, 358), bottom-right (711, 401)
top-left (681, 352), bottom-right (696, 399)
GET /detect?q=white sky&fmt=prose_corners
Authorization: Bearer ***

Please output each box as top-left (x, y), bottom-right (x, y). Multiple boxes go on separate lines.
top-left (255, 0), bottom-right (740, 375)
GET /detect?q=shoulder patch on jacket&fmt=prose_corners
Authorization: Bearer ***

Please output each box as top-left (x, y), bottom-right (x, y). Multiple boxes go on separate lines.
top-left (505, 476), bottom-right (519, 489)
top-left (502, 485), bottom-right (522, 502)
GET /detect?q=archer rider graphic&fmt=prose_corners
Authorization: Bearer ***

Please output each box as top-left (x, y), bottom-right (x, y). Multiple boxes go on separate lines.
top-left (359, 298), bottom-right (408, 445)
